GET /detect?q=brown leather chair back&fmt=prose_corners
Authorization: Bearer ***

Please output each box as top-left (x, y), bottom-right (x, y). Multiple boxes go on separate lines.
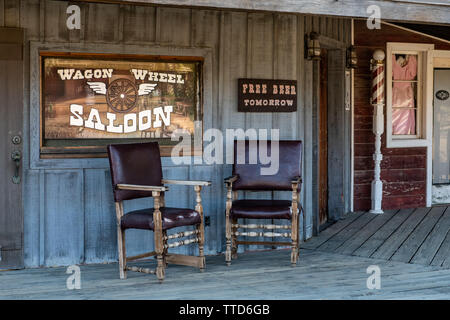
top-left (232, 140), bottom-right (302, 191)
top-left (107, 142), bottom-right (163, 202)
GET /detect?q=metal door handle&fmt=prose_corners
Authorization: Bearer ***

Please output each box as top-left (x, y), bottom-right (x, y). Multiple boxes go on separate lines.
top-left (11, 151), bottom-right (21, 184)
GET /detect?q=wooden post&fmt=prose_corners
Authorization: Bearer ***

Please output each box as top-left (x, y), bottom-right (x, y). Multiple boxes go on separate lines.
top-left (291, 183), bottom-right (299, 266)
top-left (225, 183), bottom-right (233, 266)
top-left (370, 50), bottom-right (385, 214)
top-left (194, 185), bottom-right (206, 271)
top-left (115, 202), bottom-right (127, 279)
top-left (152, 191), bottom-right (165, 283)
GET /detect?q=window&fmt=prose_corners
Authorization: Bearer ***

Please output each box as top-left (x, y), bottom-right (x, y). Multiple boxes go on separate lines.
top-left (40, 53), bottom-right (203, 157)
top-left (386, 43), bottom-right (434, 148)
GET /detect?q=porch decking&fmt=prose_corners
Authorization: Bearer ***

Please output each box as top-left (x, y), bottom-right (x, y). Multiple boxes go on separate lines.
top-left (1, 249), bottom-right (449, 300)
top-left (302, 206), bottom-right (450, 268)
top-left (1, 206), bottom-right (450, 300)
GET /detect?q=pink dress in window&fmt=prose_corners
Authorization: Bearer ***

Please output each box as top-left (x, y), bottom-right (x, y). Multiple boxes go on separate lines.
top-left (392, 55), bottom-right (417, 135)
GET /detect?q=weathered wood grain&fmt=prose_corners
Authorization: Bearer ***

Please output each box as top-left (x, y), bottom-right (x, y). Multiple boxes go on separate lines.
top-left (411, 207), bottom-right (450, 265)
top-left (300, 212), bottom-right (364, 249)
top-left (430, 228), bottom-right (450, 268)
top-left (42, 170), bottom-right (84, 267)
top-left (317, 212), bottom-right (378, 252)
top-left (100, 0), bottom-right (450, 24)
top-left (122, 4), bottom-right (156, 43)
top-left (334, 210), bottom-right (398, 255)
top-left (390, 206), bottom-right (446, 263)
top-left (1, 249), bottom-right (449, 300)
top-left (353, 208), bottom-right (414, 258)
top-left (23, 170), bottom-right (40, 267)
top-left (84, 169), bottom-right (117, 264)
top-left (371, 207), bottom-right (431, 260)
top-left (8, 1), bottom-right (351, 267)
top-left (84, 2), bottom-right (120, 43)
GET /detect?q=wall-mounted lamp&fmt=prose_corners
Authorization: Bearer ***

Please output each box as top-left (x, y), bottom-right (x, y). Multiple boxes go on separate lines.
top-left (346, 45), bottom-right (358, 69)
top-left (305, 32), bottom-right (321, 60)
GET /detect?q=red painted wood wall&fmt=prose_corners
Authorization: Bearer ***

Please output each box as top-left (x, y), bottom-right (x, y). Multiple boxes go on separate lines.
top-left (353, 21), bottom-right (450, 211)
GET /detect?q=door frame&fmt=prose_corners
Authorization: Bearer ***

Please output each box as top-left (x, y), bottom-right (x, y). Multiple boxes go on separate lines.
top-left (312, 34), bottom-right (352, 235)
top-left (318, 48), bottom-right (329, 226)
top-left (431, 50), bottom-right (450, 205)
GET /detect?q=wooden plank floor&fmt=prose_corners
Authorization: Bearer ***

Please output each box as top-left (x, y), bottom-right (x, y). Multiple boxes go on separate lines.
top-left (0, 249), bottom-right (449, 299)
top-left (302, 206), bottom-right (450, 268)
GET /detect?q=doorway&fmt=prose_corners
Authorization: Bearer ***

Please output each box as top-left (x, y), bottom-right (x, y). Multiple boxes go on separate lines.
top-left (0, 28), bottom-right (24, 269)
top-left (316, 40), bottom-right (349, 231)
top-left (432, 68), bottom-right (450, 205)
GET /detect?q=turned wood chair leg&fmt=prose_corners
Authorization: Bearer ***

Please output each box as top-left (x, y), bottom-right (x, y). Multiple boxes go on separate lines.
top-left (197, 224), bottom-right (206, 272)
top-left (225, 183), bottom-right (233, 266)
top-left (153, 191), bottom-right (165, 283)
top-left (194, 186), bottom-right (206, 272)
top-left (290, 211), bottom-right (301, 266)
top-left (231, 218), bottom-right (238, 259)
top-left (163, 230), bottom-right (168, 267)
top-left (115, 202), bottom-right (127, 280)
top-left (225, 213), bottom-right (232, 266)
top-left (291, 184), bottom-right (300, 266)
top-left (117, 228), bottom-right (127, 279)
top-left (290, 225), bottom-right (299, 266)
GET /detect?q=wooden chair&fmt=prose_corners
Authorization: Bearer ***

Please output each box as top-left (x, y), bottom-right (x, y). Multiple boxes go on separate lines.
top-left (225, 140), bottom-right (304, 266)
top-left (107, 142), bottom-right (211, 282)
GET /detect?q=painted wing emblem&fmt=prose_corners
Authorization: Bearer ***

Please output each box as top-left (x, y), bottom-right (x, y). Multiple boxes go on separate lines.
top-left (87, 82), bottom-right (107, 95)
top-left (138, 83), bottom-right (157, 96)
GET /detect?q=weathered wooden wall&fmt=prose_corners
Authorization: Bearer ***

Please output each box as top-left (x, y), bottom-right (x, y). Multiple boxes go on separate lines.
top-left (79, 0), bottom-right (450, 25)
top-left (353, 21), bottom-right (450, 211)
top-left (0, 0), bottom-right (351, 267)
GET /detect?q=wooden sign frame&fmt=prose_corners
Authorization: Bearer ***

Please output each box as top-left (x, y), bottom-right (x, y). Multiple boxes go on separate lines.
top-left (238, 78), bottom-right (297, 112)
top-left (39, 52), bottom-right (204, 158)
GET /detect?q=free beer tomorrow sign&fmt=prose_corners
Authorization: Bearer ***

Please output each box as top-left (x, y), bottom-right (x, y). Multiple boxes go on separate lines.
top-left (42, 56), bottom-right (199, 141)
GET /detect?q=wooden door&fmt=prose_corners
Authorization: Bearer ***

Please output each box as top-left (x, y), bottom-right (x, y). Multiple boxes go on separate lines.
top-left (327, 48), bottom-right (346, 222)
top-left (0, 28), bottom-right (24, 269)
top-left (319, 49), bottom-right (328, 225)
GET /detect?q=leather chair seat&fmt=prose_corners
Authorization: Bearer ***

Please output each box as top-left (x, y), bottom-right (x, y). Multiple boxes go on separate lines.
top-left (121, 207), bottom-right (201, 231)
top-left (230, 200), bottom-right (292, 220)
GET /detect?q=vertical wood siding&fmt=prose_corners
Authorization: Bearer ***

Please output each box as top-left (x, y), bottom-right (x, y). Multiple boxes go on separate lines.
top-left (1, 0), bottom-right (350, 267)
top-left (353, 21), bottom-right (450, 211)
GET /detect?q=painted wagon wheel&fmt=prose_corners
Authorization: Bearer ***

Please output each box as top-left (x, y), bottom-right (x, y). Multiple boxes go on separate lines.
top-left (106, 79), bottom-right (138, 113)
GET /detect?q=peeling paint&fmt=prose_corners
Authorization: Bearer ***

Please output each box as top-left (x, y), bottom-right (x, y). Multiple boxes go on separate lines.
top-left (432, 184), bottom-right (450, 205)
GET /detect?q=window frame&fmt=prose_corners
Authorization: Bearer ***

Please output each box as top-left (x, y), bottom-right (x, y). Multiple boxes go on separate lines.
top-left (385, 42), bottom-right (434, 148)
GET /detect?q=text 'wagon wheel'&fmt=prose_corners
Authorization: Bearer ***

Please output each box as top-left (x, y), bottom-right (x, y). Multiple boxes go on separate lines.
top-left (106, 79), bottom-right (138, 113)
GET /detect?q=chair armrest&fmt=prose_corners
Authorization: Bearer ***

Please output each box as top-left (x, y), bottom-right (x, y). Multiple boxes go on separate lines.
top-left (162, 179), bottom-right (211, 186)
top-left (291, 176), bottom-right (302, 184)
top-left (116, 184), bottom-right (168, 192)
top-left (224, 175), bottom-right (238, 184)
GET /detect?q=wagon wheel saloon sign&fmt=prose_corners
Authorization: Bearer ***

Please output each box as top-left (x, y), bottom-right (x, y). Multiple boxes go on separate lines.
top-left (41, 54), bottom-right (201, 155)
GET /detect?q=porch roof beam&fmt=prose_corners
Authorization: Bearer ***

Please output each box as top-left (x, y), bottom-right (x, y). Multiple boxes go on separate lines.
top-left (82, 0), bottom-right (450, 24)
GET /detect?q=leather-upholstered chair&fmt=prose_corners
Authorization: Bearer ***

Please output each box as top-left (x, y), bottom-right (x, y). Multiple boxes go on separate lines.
top-left (107, 142), bottom-right (211, 282)
top-left (224, 140), bottom-right (304, 266)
